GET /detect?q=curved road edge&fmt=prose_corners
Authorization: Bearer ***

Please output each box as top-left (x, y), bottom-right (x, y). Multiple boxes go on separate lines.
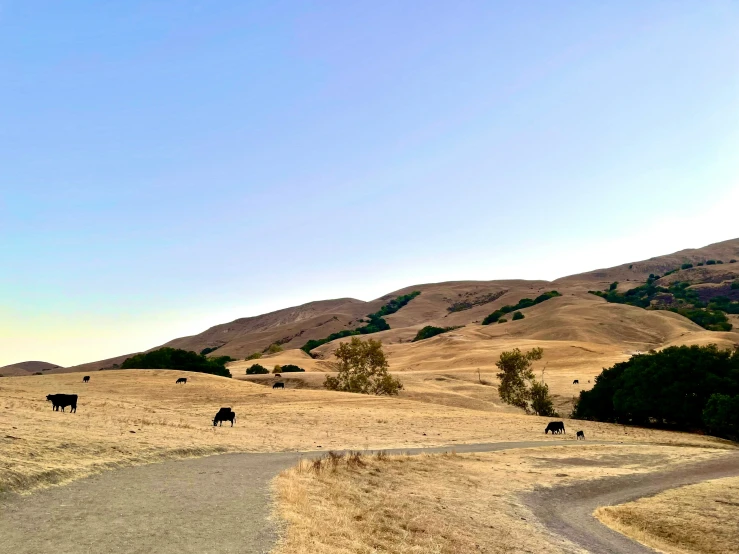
top-left (522, 452), bottom-right (739, 553)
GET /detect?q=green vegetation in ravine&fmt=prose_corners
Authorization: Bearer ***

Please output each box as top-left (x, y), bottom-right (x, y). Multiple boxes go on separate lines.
top-left (122, 348), bottom-right (232, 378)
top-left (412, 325), bottom-right (462, 342)
top-left (573, 345), bottom-right (739, 440)
top-left (481, 291), bottom-right (561, 325)
top-left (588, 270), bottom-right (737, 331)
top-left (301, 291), bottom-right (421, 354)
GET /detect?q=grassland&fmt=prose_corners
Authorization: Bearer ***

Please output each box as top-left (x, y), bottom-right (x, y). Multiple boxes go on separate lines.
top-left (596, 476), bottom-right (739, 554)
top-left (272, 445), bottom-right (733, 554)
top-left (0, 370), bottom-right (726, 494)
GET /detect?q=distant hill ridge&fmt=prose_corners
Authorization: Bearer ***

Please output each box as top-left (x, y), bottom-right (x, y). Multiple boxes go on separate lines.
top-left (55, 237), bottom-right (739, 373)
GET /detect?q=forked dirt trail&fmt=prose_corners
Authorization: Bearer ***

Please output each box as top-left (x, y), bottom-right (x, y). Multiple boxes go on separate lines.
top-left (1, 443), bottom-right (737, 554)
top-left (524, 453), bottom-right (739, 553)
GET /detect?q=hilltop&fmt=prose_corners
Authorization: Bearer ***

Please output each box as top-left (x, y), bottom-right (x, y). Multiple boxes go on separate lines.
top-left (0, 360), bottom-right (62, 377)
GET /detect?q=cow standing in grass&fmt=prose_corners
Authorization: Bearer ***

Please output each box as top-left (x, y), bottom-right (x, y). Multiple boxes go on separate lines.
top-left (545, 421), bottom-right (565, 434)
top-left (83, 376), bottom-right (90, 383)
top-left (47, 394), bottom-right (78, 413)
top-left (213, 407), bottom-right (236, 427)
top-left (176, 377), bottom-right (187, 384)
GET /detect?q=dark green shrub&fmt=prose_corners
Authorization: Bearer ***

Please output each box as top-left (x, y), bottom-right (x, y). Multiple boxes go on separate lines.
top-left (697, 262), bottom-right (705, 266)
top-left (280, 364), bottom-right (306, 372)
top-left (498, 319), bottom-right (507, 324)
top-left (122, 347), bottom-right (232, 378)
top-left (412, 325), bottom-right (462, 342)
top-left (246, 363), bottom-right (269, 374)
top-left (609, 282), bottom-right (618, 291)
top-left (681, 263), bottom-right (693, 270)
top-left (703, 394), bottom-right (739, 440)
top-left (200, 346), bottom-right (221, 356)
top-left (730, 259), bottom-right (737, 264)
top-left (512, 311), bottom-right (524, 320)
top-left (707, 260), bottom-right (716, 265)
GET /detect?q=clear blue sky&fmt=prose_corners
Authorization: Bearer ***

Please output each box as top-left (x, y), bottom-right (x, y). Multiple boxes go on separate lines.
top-left (2, 1), bottom-right (738, 366)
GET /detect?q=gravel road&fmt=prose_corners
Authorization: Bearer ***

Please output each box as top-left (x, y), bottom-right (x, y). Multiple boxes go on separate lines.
top-left (1, 441), bottom-right (737, 554)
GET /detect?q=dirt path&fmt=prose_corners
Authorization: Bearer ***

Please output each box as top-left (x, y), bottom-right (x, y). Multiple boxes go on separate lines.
top-left (1, 442), bottom-right (737, 554)
top-left (523, 452), bottom-right (739, 553)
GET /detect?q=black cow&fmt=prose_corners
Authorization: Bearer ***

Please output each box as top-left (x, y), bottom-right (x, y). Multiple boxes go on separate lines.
top-left (274, 373), bottom-right (281, 378)
top-left (213, 407), bottom-right (235, 427)
top-left (176, 377), bottom-right (187, 384)
top-left (572, 379), bottom-right (579, 384)
top-left (273, 382), bottom-right (285, 389)
top-left (83, 376), bottom-right (90, 383)
top-left (544, 421), bottom-right (565, 434)
top-left (577, 430), bottom-right (585, 440)
top-left (46, 394), bottom-right (78, 413)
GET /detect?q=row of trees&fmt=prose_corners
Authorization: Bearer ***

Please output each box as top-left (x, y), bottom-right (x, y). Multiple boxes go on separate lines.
top-left (246, 363), bottom-right (305, 374)
top-left (121, 348), bottom-right (232, 378)
top-left (412, 325), bottom-right (462, 342)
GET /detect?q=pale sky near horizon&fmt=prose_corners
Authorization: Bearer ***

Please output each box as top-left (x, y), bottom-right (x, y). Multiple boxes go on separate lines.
top-left (2, 1), bottom-right (738, 367)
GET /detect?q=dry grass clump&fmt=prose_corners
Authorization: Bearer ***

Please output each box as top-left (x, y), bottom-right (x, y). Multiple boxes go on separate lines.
top-left (595, 476), bottom-right (739, 554)
top-left (272, 445), bottom-right (732, 554)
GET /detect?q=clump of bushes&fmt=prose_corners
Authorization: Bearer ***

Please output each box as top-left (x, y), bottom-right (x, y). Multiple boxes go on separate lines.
top-left (122, 347), bottom-right (232, 378)
top-left (573, 345), bottom-right (739, 439)
top-left (512, 311), bottom-right (524, 321)
top-left (200, 346), bottom-right (221, 355)
top-left (246, 364), bottom-right (269, 374)
top-left (245, 352), bottom-right (262, 360)
top-left (482, 291), bottom-right (561, 325)
top-left (412, 325), bottom-right (462, 342)
top-left (681, 263), bottom-right (694, 270)
top-left (279, 364), bottom-right (305, 373)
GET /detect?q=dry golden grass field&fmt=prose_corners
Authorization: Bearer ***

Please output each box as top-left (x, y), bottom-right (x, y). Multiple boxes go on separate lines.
top-left (595, 476), bottom-right (739, 554)
top-left (272, 445), bottom-right (735, 554)
top-left (0, 369), bottom-right (728, 495)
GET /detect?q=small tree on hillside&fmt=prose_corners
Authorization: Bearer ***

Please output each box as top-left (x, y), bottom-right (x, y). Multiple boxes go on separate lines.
top-left (324, 337), bottom-right (403, 395)
top-left (530, 381), bottom-right (557, 416)
top-left (496, 347), bottom-right (544, 412)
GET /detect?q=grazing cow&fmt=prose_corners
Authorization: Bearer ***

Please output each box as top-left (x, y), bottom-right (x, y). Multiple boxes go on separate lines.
top-left (577, 430), bottom-right (585, 440)
top-left (273, 382), bottom-right (285, 389)
top-left (274, 373), bottom-right (281, 378)
top-left (213, 407), bottom-right (236, 427)
top-left (83, 376), bottom-right (90, 383)
top-left (572, 379), bottom-right (579, 384)
top-left (176, 377), bottom-right (187, 384)
top-left (46, 394), bottom-right (78, 413)
top-left (544, 421), bottom-right (565, 435)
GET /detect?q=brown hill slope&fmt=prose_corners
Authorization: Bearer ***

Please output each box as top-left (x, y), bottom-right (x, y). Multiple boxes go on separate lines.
top-left (556, 238), bottom-right (739, 285)
top-left (0, 361), bottom-right (62, 377)
top-left (58, 238), bottom-right (739, 375)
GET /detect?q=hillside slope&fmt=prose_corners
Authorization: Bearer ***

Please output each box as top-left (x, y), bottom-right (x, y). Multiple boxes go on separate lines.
top-left (57, 238), bottom-right (739, 375)
top-left (0, 361), bottom-right (62, 377)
